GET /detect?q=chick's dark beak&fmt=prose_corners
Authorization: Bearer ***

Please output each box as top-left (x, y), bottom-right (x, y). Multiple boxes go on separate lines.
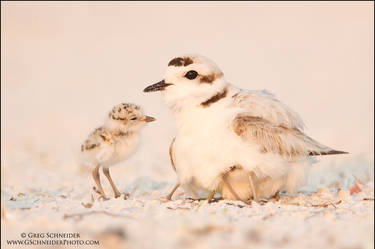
top-left (143, 80), bottom-right (172, 92)
top-left (144, 116), bottom-right (156, 122)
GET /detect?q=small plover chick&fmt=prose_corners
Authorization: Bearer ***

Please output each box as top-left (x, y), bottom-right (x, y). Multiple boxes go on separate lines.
top-left (81, 103), bottom-right (155, 200)
top-left (144, 54), bottom-right (348, 203)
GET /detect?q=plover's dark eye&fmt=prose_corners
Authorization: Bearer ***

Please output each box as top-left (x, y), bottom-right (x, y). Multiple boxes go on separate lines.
top-left (130, 117), bottom-right (137, 120)
top-left (184, 70), bottom-right (198, 80)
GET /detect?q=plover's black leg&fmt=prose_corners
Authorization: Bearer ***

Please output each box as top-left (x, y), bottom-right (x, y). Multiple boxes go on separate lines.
top-left (273, 191), bottom-right (280, 201)
top-left (207, 194), bottom-right (223, 204)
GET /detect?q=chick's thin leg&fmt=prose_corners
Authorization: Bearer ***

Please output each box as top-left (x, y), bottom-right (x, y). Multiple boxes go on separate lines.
top-left (92, 165), bottom-right (108, 200)
top-left (222, 172), bottom-right (250, 204)
top-left (185, 190), bottom-right (221, 202)
top-left (166, 183), bottom-right (181, 200)
top-left (206, 190), bottom-right (224, 203)
top-left (248, 171), bottom-right (258, 201)
top-left (102, 167), bottom-right (121, 198)
top-left (206, 190), bottom-right (216, 200)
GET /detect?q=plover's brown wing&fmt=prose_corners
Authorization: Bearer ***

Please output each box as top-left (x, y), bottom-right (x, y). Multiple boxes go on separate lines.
top-left (232, 114), bottom-right (348, 158)
top-left (81, 127), bottom-right (115, 163)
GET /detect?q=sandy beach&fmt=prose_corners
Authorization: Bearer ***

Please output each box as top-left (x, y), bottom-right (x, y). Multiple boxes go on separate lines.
top-left (1, 2), bottom-right (373, 249)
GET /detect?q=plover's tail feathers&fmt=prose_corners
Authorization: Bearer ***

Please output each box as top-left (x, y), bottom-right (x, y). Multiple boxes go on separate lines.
top-left (308, 149), bottom-right (349, 156)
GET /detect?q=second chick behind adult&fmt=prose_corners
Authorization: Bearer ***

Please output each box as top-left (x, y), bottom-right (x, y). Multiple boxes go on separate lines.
top-left (81, 103), bottom-right (155, 200)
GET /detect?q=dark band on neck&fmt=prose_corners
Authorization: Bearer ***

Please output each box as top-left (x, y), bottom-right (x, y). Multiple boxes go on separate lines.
top-left (200, 87), bottom-right (228, 107)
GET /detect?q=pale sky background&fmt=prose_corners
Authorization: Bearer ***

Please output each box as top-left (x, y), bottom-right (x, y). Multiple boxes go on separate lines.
top-left (1, 2), bottom-right (374, 182)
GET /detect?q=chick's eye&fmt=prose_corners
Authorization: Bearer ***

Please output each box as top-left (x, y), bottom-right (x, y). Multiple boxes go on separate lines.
top-left (184, 70), bottom-right (198, 80)
top-left (130, 117), bottom-right (137, 120)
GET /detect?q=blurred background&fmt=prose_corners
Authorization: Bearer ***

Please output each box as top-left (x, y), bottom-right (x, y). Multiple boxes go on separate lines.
top-left (1, 2), bottom-right (373, 249)
top-left (2, 1), bottom-right (373, 185)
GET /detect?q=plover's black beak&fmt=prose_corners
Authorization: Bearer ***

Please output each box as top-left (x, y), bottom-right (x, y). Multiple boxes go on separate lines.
top-left (143, 116), bottom-right (156, 122)
top-left (143, 80), bottom-right (172, 92)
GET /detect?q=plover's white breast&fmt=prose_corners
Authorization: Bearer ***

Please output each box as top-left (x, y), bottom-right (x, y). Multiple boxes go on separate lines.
top-left (173, 99), bottom-right (259, 191)
top-left (173, 87), bottom-right (295, 194)
top-left (109, 134), bottom-right (140, 166)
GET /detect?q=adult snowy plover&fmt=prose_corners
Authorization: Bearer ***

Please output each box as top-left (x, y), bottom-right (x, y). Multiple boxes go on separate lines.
top-left (81, 103), bottom-right (155, 200)
top-left (144, 55), bottom-right (347, 202)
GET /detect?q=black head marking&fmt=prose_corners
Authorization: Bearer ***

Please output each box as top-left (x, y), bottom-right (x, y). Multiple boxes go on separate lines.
top-left (168, 57), bottom-right (194, 67)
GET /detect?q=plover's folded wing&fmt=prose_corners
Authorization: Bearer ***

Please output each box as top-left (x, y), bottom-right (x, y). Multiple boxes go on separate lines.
top-left (94, 129), bottom-right (116, 162)
top-left (81, 127), bottom-right (115, 163)
top-left (231, 89), bottom-right (305, 130)
top-left (231, 114), bottom-right (348, 158)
